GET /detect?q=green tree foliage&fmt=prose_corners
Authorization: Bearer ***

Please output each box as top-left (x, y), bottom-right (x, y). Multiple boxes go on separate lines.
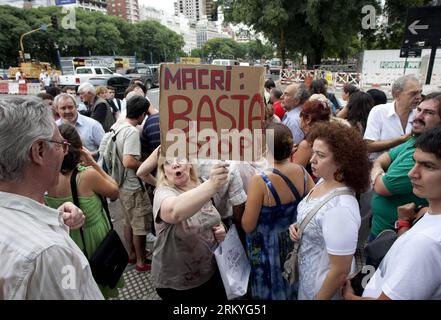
top-left (0, 5), bottom-right (184, 68)
top-left (362, 0), bottom-right (433, 49)
top-left (202, 37), bottom-right (242, 59)
top-left (222, 0), bottom-right (381, 67)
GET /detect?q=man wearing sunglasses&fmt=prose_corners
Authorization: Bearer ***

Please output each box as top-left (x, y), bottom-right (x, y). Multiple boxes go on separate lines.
top-left (0, 96), bottom-right (103, 300)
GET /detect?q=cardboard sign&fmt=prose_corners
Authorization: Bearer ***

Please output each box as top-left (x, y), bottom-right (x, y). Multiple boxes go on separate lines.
top-left (159, 64), bottom-right (266, 162)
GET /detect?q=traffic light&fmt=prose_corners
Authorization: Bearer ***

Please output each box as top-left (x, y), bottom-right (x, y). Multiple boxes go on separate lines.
top-left (51, 16), bottom-right (58, 29)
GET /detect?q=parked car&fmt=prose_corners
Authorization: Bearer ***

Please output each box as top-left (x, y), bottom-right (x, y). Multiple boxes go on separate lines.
top-left (123, 63), bottom-right (158, 90)
top-left (88, 75), bottom-right (131, 99)
top-left (59, 66), bottom-right (120, 89)
top-left (269, 58), bottom-right (282, 75)
top-left (212, 59), bottom-right (240, 66)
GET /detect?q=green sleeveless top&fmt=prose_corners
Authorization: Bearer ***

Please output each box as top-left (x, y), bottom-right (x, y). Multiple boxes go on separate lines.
top-left (44, 165), bottom-right (123, 298)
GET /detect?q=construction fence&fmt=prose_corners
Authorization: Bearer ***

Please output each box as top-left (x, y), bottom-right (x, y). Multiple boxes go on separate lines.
top-left (0, 80), bottom-right (41, 95)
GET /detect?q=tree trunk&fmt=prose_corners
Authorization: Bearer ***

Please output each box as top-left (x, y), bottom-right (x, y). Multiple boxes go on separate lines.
top-left (280, 28), bottom-right (286, 69)
top-left (307, 34), bottom-right (325, 68)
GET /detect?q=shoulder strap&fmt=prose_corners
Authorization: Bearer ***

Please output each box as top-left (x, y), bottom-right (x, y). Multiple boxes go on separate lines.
top-left (113, 124), bottom-right (145, 192)
top-left (301, 166), bottom-right (308, 197)
top-left (260, 171), bottom-right (281, 206)
top-left (69, 167), bottom-right (89, 258)
top-left (271, 168), bottom-right (301, 201)
top-left (297, 189), bottom-right (353, 242)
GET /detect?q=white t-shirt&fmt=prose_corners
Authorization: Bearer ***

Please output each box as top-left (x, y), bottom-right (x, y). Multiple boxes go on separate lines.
top-left (363, 102), bottom-right (414, 160)
top-left (363, 213), bottom-right (441, 300)
top-left (297, 184), bottom-right (360, 300)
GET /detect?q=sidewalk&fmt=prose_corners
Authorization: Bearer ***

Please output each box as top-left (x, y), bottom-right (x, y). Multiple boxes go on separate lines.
top-left (108, 199), bottom-right (161, 300)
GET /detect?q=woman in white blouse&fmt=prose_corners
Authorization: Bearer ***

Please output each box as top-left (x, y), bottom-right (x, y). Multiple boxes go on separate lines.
top-left (289, 121), bottom-right (370, 300)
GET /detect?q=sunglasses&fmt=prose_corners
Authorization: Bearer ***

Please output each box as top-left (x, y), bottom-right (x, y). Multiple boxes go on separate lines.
top-left (163, 158), bottom-right (189, 166)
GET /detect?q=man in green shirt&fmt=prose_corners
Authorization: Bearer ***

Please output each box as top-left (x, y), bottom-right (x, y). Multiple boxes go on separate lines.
top-left (370, 92), bottom-right (441, 238)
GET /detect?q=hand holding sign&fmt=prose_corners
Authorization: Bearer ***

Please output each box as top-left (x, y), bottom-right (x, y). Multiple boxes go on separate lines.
top-left (208, 162), bottom-right (230, 191)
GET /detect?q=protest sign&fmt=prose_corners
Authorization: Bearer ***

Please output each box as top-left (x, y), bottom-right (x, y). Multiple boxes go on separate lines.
top-left (159, 64), bottom-right (266, 162)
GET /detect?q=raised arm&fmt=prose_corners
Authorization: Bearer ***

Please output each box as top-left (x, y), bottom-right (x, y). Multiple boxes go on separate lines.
top-left (160, 163), bottom-right (229, 224)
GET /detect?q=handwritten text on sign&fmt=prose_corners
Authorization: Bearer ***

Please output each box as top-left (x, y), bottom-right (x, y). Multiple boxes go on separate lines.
top-left (159, 64), bottom-right (266, 161)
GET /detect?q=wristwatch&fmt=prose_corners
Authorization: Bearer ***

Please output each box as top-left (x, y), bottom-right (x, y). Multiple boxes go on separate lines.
top-left (395, 220), bottom-right (411, 231)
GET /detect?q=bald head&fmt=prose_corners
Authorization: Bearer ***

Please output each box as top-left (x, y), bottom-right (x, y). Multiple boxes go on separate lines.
top-left (282, 83), bottom-right (310, 111)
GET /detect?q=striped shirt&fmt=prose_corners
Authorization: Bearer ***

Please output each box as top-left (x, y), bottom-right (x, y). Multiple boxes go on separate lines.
top-left (0, 192), bottom-right (103, 300)
top-left (140, 113), bottom-right (160, 155)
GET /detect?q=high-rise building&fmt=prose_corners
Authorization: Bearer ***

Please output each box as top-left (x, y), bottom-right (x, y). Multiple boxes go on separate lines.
top-left (107, 0), bottom-right (139, 23)
top-left (1, 0), bottom-right (107, 12)
top-left (174, 0), bottom-right (206, 22)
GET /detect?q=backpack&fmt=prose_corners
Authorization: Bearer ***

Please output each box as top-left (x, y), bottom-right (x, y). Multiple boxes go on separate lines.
top-left (101, 124), bottom-right (131, 187)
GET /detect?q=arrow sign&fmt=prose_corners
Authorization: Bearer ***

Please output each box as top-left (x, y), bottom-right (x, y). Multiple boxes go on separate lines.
top-left (403, 6), bottom-right (441, 45)
top-left (408, 20), bottom-right (429, 35)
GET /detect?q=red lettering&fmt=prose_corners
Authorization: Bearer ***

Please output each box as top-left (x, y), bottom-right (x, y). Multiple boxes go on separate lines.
top-left (197, 95), bottom-right (217, 132)
top-left (215, 95), bottom-right (236, 129)
top-left (182, 68), bottom-right (197, 90)
top-left (164, 67), bottom-right (181, 90)
top-left (168, 95), bottom-right (192, 133)
top-left (231, 95), bottom-right (249, 131)
top-left (248, 93), bottom-right (265, 129)
top-left (198, 69), bottom-right (209, 90)
top-left (211, 70), bottom-right (224, 90)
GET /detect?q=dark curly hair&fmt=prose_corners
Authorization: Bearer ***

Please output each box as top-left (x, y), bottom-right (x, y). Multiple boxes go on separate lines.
top-left (307, 122), bottom-right (371, 193)
top-left (266, 123), bottom-right (293, 161)
top-left (59, 124), bottom-right (82, 174)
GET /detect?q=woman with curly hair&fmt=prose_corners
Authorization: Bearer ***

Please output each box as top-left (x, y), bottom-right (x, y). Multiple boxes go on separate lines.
top-left (289, 121), bottom-right (371, 300)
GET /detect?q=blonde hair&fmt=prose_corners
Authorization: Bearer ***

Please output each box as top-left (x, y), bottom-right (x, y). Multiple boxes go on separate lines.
top-left (156, 156), bottom-right (199, 188)
top-left (96, 86), bottom-right (108, 96)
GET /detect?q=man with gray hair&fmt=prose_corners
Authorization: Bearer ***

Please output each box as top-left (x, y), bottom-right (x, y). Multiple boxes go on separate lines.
top-left (55, 93), bottom-right (105, 158)
top-left (78, 82), bottom-right (115, 132)
top-left (364, 74), bottom-right (422, 160)
top-left (0, 96), bottom-right (103, 299)
top-left (281, 83), bottom-right (311, 145)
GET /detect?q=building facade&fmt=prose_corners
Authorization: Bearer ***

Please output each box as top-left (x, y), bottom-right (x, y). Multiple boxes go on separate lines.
top-left (107, 0), bottom-right (139, 23)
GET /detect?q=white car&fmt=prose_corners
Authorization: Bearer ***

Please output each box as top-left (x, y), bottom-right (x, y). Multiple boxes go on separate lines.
top-left (212, 59), bottom-right (240, 66)
top-left (59, 66), bottom-right (120, 89)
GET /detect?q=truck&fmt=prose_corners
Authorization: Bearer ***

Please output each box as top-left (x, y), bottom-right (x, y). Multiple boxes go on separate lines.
top-left (122, 63), bottom-right (159, 89)
top-left (59, 66), bottom-right (121, 88)
top-left (8, 61), bottom-right (54, 80)
top-left (360, 49), bottom-right (441, 88)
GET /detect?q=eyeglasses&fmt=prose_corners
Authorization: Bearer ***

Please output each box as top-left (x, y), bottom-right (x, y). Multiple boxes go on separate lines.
top-left (164, 158), bottom-right (189, 166)
top-left (45, 139), bottom-right (71, 154)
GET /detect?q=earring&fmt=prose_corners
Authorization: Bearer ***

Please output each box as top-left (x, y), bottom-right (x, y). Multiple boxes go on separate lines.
top-left (334, 169), bottom-right (344, 182)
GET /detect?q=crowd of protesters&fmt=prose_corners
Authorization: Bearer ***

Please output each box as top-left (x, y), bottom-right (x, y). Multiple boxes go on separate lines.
top-left (1, 71), bottom-right (441, 301)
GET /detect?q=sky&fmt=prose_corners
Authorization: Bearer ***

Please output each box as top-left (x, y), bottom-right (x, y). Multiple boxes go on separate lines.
top-left (139, 0), bottom-right (175, 14)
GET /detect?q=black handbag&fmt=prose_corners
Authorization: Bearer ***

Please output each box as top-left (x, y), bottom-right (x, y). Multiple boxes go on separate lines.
top-left (70, 168), bottom-right (128, 288)
top-left (364, 229), bottom-right (397, 269)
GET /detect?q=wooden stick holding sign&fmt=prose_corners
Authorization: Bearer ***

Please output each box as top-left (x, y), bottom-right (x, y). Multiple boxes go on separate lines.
top-left (159, 64), bottom-right (266, 162)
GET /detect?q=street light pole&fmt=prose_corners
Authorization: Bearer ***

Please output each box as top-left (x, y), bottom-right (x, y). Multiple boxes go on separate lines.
top-left (19, 24), bottom-right (50, 62)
